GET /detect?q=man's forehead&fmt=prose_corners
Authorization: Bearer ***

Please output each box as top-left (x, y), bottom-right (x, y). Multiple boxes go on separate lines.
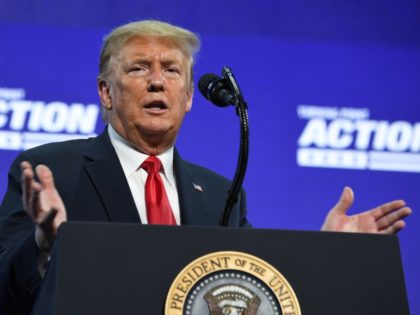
top-left (116, 35), bottom-right (188, 60)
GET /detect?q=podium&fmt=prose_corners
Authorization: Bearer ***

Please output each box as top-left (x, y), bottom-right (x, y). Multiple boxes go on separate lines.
top-left (32, 222), bottom-right (409, 314)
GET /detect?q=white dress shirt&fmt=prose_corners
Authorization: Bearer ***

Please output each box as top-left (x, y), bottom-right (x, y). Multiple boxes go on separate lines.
top-left (108, 125), bottom-right (181, 225)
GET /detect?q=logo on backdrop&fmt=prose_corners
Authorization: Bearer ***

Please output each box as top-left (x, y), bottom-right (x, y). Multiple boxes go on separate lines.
top-left (297, 105), bottom-right (420, 173)
top-left (0, 87), bottom-right (100, 151)
top-left (165, 251), bottom-right (301, 315)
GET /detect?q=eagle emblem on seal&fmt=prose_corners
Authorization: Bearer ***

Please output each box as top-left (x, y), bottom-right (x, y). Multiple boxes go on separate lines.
top-left (204, 284), bottom-right (261, 315)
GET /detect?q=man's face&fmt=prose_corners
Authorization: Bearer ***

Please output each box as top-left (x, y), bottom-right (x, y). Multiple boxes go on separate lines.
top-left (99, 35), bottom-right (193, 154)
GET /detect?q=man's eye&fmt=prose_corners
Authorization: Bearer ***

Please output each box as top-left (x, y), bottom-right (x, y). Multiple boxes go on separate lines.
top-left (128, 65), bottom-right (147, 73)
top-left (165, 67), bottom-right (180, 74)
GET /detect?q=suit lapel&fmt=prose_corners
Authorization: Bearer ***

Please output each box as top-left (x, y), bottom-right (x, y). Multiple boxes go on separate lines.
top-left (80, 131), bottom-right (217, 225)
top-left (174, 150), bottom-right (218, 226)
top-left (83, 129), bottom-right (141, 223)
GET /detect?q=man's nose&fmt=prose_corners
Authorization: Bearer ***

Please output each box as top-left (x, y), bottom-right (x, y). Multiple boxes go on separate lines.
top-left (147, 67), bottom-right (165, 92)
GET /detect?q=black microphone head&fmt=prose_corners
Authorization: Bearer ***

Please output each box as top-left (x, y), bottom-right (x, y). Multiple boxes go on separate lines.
top-left (198, 73), bottom-right (219, 96)
top-left (198, 73), bottom-right (235, 107)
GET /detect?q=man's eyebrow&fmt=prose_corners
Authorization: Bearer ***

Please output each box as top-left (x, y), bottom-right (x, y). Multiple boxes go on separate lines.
top-left (118, 54), bottom-right (184, 67)
top-left (118, 57), bottom-right (150, 68)
top-left (125, 55), bottom-right (151, 62)
top-left (161, 59), bottom-right (183, 66)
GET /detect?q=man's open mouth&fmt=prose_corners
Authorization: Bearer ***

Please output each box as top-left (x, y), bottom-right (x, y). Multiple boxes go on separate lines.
top-left (144, 101), bottom-right (168, 111)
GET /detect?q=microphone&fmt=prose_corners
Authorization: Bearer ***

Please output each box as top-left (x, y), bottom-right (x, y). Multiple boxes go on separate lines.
top-left (198, 74), bottom-right (236, 107)
top-left (199, 67), bottom-right (249, 226)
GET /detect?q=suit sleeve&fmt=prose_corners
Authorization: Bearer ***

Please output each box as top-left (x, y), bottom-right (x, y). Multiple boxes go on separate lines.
top-left (0, 152), bottom-right (43, 315)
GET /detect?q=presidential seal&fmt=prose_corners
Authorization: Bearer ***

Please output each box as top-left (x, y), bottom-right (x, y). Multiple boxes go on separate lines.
top-left (165, 251), bottom-right (301, 315)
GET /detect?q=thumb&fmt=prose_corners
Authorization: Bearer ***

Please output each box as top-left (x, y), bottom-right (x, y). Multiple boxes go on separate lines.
top-left (331, 186), bottom-right (354, 215)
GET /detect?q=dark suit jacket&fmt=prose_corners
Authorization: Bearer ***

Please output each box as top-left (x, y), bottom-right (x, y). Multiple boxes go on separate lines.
top-left (0, 128), bottom-right (249, 315)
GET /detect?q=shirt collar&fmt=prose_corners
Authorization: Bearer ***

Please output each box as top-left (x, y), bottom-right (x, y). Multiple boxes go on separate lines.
top-left (107, 125), bottom-right (175, 183)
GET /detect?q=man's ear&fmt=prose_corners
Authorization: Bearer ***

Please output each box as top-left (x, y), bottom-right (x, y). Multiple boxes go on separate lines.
top-left (98, 79), bottom-right (112, 110)
top-left (185, 89), bottom-right (193, 112)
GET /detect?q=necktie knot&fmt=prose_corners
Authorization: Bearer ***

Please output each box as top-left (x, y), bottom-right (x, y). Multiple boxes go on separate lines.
top-left (141, 156), bottom-right (162, 174)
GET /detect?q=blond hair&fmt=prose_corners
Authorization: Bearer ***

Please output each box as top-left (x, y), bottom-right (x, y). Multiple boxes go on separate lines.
top-left (98, 20), bottom-right (201, 91)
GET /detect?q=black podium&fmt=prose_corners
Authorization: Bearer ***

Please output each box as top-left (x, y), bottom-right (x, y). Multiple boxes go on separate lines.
top-left (32, 222), bottom-right (409, 314)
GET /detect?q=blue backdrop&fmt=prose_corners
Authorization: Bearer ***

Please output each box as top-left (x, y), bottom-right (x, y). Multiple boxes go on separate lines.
top-left (1, 0), bottom-right (419, 313)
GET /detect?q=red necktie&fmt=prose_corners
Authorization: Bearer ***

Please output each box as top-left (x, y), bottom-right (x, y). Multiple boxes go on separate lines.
top-left (141, 156), bottom-right (176, 225)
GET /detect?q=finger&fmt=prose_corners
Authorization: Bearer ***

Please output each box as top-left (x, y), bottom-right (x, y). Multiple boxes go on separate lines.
top-left (376, 206), bottom-right (412, 230)
top-left (29, 182), bottom-right (42, 219)
top-left (35, 165), bottom-right (56, 190)
top-left (371, 200), bottom-right (407, 220)
top-left (20, 161), bottom-right (34, 208)
top-left (331, 186), bottom-right (354, 215)
top-left (380, 220), bottom-right (406, 235)
top-left (20, 161), bottom-right (33, 173)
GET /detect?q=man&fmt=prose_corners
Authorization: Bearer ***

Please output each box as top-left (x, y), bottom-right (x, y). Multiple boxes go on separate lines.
top-left (0, 20), bottom-right (412, 315)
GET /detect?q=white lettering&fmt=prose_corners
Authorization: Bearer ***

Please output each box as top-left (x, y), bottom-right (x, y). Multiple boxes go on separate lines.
top-left (410, 123), bottom-right (420, 152)
top-left (387, 121), bottom-right (412, 152)
top-left (338, 107), bottom-right (370, 120)
top-left (297, 105), bottom-right (369, 120)
top-left (0, 87), bottom-right (25, 100)
top-left (0, 88), bottom-right (100, 151)
top-left (297, 105), bottom-right (420, 173)
top-left (299, 118), bottom-right (420, 153)
top-left (0, 100), bottom-right (8, 128)
top-left (65, 104), bottom-right (99, 133)
top-left (328, 119), bottom-right (354, 149)
top-left (372, 121), bottom-right (389, 151)
top-left (27, 102), bottom-right (45, 131)
top-left (298, 118), bottom-right (328, 147)
top-left (297, 105), bottom-right (338, 120)
top-left (354, 120), bottom-right (377, 150)
top-left (9, 101), bottom-right (32, 130)
top-left (0, 131), bottom-right (22, 150)
top-left (41, 102), bottom-right (69, 132)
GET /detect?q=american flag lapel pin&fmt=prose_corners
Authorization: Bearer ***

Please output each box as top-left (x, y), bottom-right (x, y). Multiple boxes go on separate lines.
top-left (192, 182), bottom-right (203, 192)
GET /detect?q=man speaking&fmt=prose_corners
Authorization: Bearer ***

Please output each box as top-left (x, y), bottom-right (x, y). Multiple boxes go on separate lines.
top-left (0, 20), bottom-right (412, 315)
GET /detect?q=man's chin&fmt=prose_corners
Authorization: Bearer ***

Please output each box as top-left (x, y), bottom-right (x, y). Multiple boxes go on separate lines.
top-left (139, 125), bottom-right (178, 143)
top-left (141, 126), bottom-right (171, 137)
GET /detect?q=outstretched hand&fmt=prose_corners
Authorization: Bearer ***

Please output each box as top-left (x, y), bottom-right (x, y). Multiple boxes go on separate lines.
top-left (21, 161), bottom-right (67, 254)
top-left (321, 187), bottom-right (412, 234)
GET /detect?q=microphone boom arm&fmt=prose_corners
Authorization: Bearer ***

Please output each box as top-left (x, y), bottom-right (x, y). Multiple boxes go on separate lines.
top-left (219, 66), bottom-right (250, 226)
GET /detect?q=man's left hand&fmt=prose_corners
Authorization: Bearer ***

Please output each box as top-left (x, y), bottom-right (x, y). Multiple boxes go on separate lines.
top-left (321, 187), bottom-right (412, 234)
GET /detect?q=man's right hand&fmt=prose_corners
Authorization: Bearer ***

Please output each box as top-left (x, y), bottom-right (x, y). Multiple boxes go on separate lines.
top-left (21, 161), bottom-right (67, 254)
